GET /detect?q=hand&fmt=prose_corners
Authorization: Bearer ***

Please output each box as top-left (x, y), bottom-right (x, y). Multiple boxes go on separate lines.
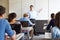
top-left (13, 30), bottom-right (16, 34)
top-left (38, 8), bottom-right (43, 13)
top-left (11, 30), bottom-right (16, 40)
top-left (5, 34), bottom-right (8, 40)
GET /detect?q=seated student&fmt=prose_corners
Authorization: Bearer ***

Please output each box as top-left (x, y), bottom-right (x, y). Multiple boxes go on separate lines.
top-left (20, 13), bottom-right (34, 26)
top-left (46, 13), bottom-right (55, 32)
top-left (8, 13), bottom-right (24, 40)
top-left (52, 11), bottom-right (60, 39)
top-left (20, 13), bottom-right (34, 38)
top-left (8, 13), bottom-right (17, 24)
top-left (0, 6), bottom-right (16, 40)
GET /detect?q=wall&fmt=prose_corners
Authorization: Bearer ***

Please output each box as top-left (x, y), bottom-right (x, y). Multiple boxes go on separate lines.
top-left (49, 0), bottom-right (60, 19)
top-left (21, 0), bottom-right (35, 16)
top-left (9, 0), bottom-right (35, 19)
top-left (0, 0), bottom-right (9, 18)
top-left (9, 0), bottom-right (22, 19)
top-left (9, 0), bottom-right (48, 20)
top-left (35, 0), bottom-right (48, 20)
top-left (9, 0), bottom-right (60, 20)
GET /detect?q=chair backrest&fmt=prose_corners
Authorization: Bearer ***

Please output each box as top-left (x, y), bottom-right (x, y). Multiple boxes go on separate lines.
top-left (30, 19), bottom-right (35, 24)
top-left (20, 21), bottom-right (29, 27)
top-left (10, 24), bottom-right (21, 34)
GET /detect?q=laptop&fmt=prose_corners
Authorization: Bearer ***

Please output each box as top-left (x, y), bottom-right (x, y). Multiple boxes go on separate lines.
top-left (10, 24), bottom-right (21, 34)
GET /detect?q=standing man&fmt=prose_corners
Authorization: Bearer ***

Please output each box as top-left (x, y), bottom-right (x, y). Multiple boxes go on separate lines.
top-left (28, 5), bottom-right (42, 23)
top-left (28, 5), bottom-right (42, 35)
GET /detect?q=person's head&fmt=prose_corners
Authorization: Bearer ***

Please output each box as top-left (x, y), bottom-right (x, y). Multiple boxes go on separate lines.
top-left (30, 5), bottom-right (34, 11)
top-left (51, 13), bottom-right (55, 19)
top-left (55, 11), bottom-right (60, 29)
top-left (8, 13), bottom-right (17, 24)
top-left (23, 13), bottom-right (29, 18)
top-left (0, 5), bottom-right (5, 17)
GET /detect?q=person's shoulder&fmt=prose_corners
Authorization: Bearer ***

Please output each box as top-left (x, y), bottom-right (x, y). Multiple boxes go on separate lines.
top-left (20, 17), bottom-right (24, 19)
top-left (20, 17), bottom-right (24, 21)
top-left (0, 18), bottom-right (9, 24)
top-left (52, 26), bottom-right (58, 31)
top-left (53, 26), bottom-right (57, 29)
top-left (26, 18), bottom-right (30, 21)
top-left (1, 18), bottom-right (8, 22)
top-left (50, 19), bottom-right (54, 22)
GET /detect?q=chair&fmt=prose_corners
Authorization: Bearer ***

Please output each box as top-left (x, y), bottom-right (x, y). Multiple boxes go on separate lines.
top-left (30, 19), bottom-right (35, 24)
top-left (10, 24), bottom-right (21, 34)
top-left (20, 21), bottom-right (33, 40)
top-left (20, 21), bottom-right (29, 27)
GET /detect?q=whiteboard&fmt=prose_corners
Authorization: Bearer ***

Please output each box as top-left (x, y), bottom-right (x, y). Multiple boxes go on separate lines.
top-left (9, 0), bottom-right (60, 20)
top-left (35, 0), bottom-right (48, 20)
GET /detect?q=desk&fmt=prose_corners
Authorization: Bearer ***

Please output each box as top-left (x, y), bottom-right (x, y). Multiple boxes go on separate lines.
top-left (33, 32), bottom-right (52, 40)
top-left (16, 33), bottom-right (24, 40)
top-left (8, 33), bottom-right (24, 40)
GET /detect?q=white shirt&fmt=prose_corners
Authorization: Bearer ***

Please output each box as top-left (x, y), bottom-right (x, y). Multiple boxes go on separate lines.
top-left (28, 10), bottom-right (37, 19)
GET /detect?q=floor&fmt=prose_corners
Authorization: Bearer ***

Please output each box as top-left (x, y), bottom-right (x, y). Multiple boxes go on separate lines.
top-left (33, 34), bottom-right (51, 40)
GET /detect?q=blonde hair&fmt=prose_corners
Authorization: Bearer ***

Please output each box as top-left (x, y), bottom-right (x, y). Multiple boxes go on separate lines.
top-left (23, 13), bottom-right (28, 17)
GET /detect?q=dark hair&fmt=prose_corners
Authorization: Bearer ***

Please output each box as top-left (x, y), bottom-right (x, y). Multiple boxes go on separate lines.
top-left (0, 5), bottom-right (5, 16)
top-left (55, 11), bottom-right (60, 29)
top-left (23, 13), bottom-right (28, 17)
top-left (30, 5), bottom-right (33, 8)
top-left (8, 13), bottom-right (17, 22)
top-left (51, 13), bottom-right (55, 19)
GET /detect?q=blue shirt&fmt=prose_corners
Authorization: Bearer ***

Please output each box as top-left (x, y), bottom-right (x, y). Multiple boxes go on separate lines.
top-left (28, 10), bottom-right (37, 19)
top-left (0, 18), bottom-right (14, 40)
top-left (20, 17), bottom-right (33, 26)
top-left (52, 26), bottom-right (60, 39)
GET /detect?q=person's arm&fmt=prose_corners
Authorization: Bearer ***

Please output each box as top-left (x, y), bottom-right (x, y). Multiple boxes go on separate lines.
top-left (5, 20), bottom-right (16, 40)
top-left (37, 8), bottom-right (43, 13)
top-left (46, 20), bottom-right (52, 30)
top-left (28, 19), bottom-right (34, 26)
top-left (11, 30), bottom-right (16, 40)
top-left (27, 11), bottom-right (31, 18)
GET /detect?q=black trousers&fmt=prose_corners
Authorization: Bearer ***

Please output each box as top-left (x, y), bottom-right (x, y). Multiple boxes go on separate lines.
top-left (30, 19), bottom-right (37, 35)
top-left (30, 19), bottom-right (35, 24)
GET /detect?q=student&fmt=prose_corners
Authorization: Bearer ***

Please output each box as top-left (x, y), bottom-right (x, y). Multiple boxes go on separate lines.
top-left (0, 6), bottom-right (16, 40)
top-left (20, 13), bottom-right (34, 38)
top-left (8, 13), bottom-right (24, 40)
top-left (20, 13), bottom-right (34, 26)
top-left (46, 13), bottom-right (55, 31)
top-left (52, 11), bottom-right (60, 39)
top-left (8, 13), bottom-right (17, 24)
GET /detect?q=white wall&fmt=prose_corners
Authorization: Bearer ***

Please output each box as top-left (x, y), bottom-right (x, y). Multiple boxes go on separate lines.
top-left (9, 0), bottom-right (35, 19)
top-left (0, 0), bottom-right (9, 18)
top-left (49, 0), bottom-right (60, 19)
top-left (9, 0), bottom-right (60, 20)
top-left (9, 0), bottom-right (22, 19)
top-left (35, 0), bottom-right (48, 20)
top-left (9, 0), bottom-right (48, 20)
top-left (21, 0), bottom-right (35, 16)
